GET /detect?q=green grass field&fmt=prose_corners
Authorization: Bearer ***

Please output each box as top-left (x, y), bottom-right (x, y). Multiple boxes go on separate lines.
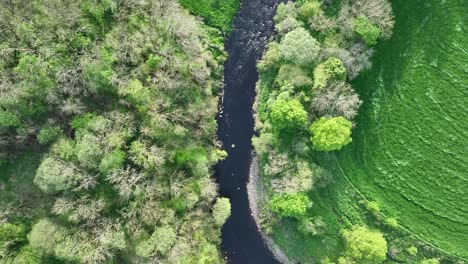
top-left (331, 0), bottom-right (468, 259)
top-left (271, 0), bottom-right (467, 262)
top-left (178, 0), bottom-right (240, 33)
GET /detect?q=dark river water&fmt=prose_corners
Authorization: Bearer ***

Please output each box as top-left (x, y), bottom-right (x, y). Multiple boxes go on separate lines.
top-left (215, 0), bottom-right (282, 263)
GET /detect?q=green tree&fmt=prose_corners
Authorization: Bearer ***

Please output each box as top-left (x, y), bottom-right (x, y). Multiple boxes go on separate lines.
top-left (353, 16), bottom-right (381, 45)
top-left (0, 110), bottom-right (19, 127)
top-left (279, 28), bottom-right (321, 66)
top-left (37, 125), bottom-right (62, 145)
top-left (136, 226), bottom-right (176, 258)
top-left (313, 57), bottom-right (347, 89)
top-left (270, 192), bottom-right (312, 219)
top-left (12, 246), bottom-right (41, 264)
top-left (28, 219), bottom-right (61, 255)
top-left (342, 226), bottom-right (387, 264)
top-left (275, 64), bottom-right (313, 88)
top-left (270, 98), bottom-right (308, 132)
top-left (309, 116), bottom-right (352, 151)
top-left (34, 157), bottom-right (84, 193)
top-left (99, 150), bottom-right (126, 174)
top-left (298, 1), bottom-right (321, 22)
top-left (212, 197), bottom-right (231, 226)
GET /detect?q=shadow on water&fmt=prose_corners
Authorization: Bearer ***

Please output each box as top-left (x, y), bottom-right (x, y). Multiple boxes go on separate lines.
top-left (215, 0), bottom-right (282, 263)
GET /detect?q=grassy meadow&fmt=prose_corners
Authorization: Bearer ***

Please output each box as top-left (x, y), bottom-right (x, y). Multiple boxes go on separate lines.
top-left (326, 0), bottom-right (467, 259)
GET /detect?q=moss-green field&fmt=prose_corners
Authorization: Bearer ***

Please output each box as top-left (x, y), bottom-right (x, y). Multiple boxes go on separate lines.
top-left (272, 0), bottom-right (467, 262)
top-left (332, 0), bottom-right (468, 259)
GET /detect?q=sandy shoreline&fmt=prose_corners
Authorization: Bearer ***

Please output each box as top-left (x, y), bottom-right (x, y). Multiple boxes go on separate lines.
top-left (247, 155), bottom-right (293, 264)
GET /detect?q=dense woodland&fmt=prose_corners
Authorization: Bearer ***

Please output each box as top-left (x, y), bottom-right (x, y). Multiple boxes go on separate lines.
top-left (0, 0), bottom-right (232, 263)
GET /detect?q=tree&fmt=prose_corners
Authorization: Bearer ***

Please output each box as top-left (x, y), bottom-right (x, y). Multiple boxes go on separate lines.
top-left (37, 125), bottom-right (62, 145)
top-left (275, 64), bottom-right (313, 88)
top-left (353, 16), bottom-right (381, 45)
top-left (99, 150), bottom-right (126, 174)
top-left (279, 28), bottom-right (321, 66)
top-left (34, 157), bottom-right (84, 193)
top-left (270, 98), bottom-right (308, 132)
top-left (269, 192), bottom-right (312, 219)
top-left (311, 81), bottom-right (362, 120)
top-left (309, 117), bottom-right (352, 151)
top-left (136, 226), bottom-right (176, 258)
top-left (313, 57), bottom-right (347, 89)
top-left (258, 42), bottom-right (281, 72)
top-left (212, 197), bottom-right (231, 226)
top-left (297, 0), bottom-right (321, 22)
top-left (274, 2), bottom-right (298, 24)
top-left (341, 226), bottom-right (387, 264)
top-left (28, 219), bottom-right (61, 255)
top-left (12, 246), bottom-right (41, 264)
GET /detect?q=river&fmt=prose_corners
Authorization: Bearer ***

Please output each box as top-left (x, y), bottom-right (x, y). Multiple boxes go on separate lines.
top-left (215, 0), bottom-right (282, 263)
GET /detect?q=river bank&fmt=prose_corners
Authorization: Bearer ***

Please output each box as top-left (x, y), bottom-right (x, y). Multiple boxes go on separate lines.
top-left (247, 156), bottom-right (292, 264)
top-left (215, 0), bottom-right (283, 262)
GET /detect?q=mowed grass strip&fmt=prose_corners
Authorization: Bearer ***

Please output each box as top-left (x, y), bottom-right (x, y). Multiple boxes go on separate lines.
top-left (334, 0), bottom-right (468, 258)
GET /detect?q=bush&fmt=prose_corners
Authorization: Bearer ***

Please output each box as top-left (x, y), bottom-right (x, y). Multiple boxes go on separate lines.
top-left (353, 16), bottom-right (381, 45)
top-left (213, 197), bottom-right (231, 226)
top-left (0, 110), bottom-right (19, 127)
top-left (37, 125), bottom-right (62, 145)
top-left (279, 28), bottom-right (321, 67)
top-left (270, 192), bottom-right (312, 219)
top-left (406, 246), bottom-right (418, 256)
top-left (342, 226), bottom-right (387, 264)
top-left (309, 116), bottom-right (352, 151)
top-left (420, 258), bottom-right (440, 264)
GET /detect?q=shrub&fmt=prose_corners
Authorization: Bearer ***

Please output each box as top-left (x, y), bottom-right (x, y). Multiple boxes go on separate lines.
top-left (385, 217), bottom-right (399, 228)
top-left (270, 192), bottom-right (312, 219)
top-left (0, 110), bottom-right (19, 127)
top-left (37, 125), bottom-right (62, 145)
top-left (353, 16), bottom-right (381, 45)
top-left (270, 98), bottom-right (308, 132)
top-left (213, 197), bottom-right (231, 226)
top-left (420, 258), bottom-right (440, 264)
top-left (309, 116), bottom-right (352, 151)
top-left (342, 226), bottom-right (387, 264)
top-left (279, 28), bottom-right (321, 67)
top-left (406, 246), bottom-right (418, 256)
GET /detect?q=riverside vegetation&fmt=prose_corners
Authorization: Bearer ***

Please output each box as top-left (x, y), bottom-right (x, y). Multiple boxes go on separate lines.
top-left (253, 0), bottom-right (466, 263)
top-left (0, 0), bottom-right (236, 263)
